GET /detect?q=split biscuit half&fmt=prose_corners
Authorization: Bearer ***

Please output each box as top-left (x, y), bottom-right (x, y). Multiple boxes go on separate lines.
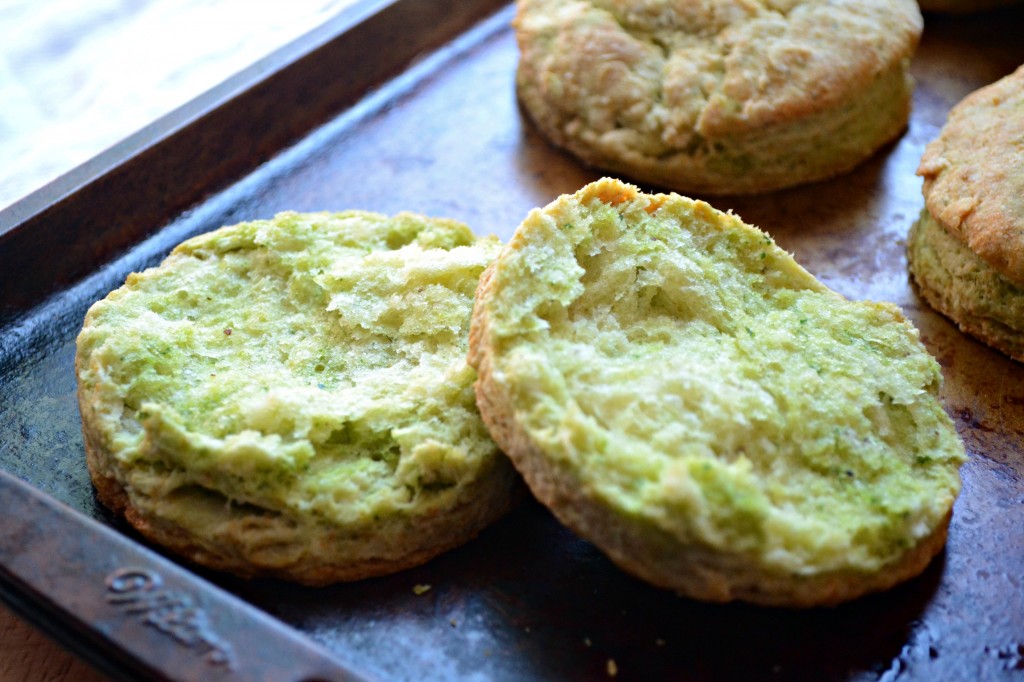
top-left (470, 178), bottom-right (965, 607)
top-left (76, 211), bottom-right (521, 584)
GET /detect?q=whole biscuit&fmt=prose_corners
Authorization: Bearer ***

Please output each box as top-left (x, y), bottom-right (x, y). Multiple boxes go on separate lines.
top-left (470, 178), bottom-right (965, 607)
top-left (918, 65), bottom-right (1024, 286)
top-left (911, 65), bottom-right (1024, 361)
top-left (514, 0), bottom-right (922, 195)
top-left (76, 211), bottom-right (521, 584)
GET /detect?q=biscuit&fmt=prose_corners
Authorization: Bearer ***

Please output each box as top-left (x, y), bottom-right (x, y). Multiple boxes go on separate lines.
top-left (910, 65), bottom-right (1024, 362)
top-left (469, 178), bottom-right (965, 607)
top-left (76, 211), bottom-right (521, 585)
top-left (514, 0), bottom-right (922, 195)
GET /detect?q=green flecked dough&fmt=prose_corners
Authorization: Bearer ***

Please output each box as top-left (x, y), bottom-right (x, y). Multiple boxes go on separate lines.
top-left (479, 180), bottom-right (965, 576)
top-left (908, 209), bottom-right (1024, 361)
top-left (77, 211), bottom-right (506, 532)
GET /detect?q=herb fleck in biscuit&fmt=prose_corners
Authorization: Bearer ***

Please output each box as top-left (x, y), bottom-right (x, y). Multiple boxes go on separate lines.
top-left (470, 178), bottom-right (965, 607)
top-left (910, 65), bottom-right (1024, 363)
top-left (76, 211), bottom-right (520, 585)
top-left (514, 0), bottom-right (922, 195)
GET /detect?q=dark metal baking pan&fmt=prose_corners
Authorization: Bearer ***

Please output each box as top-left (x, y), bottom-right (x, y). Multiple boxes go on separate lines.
top-left (2, 1), bottom-right (1023, 679)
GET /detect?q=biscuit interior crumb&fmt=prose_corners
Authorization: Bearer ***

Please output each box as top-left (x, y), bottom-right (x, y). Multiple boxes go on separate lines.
top-left (480, 180), bottom-right (964, 575)
top-left (77, 211), bottom-right (504, 534)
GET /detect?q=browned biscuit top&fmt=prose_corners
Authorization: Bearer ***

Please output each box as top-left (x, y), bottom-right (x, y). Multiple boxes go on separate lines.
top-left (515, 0), bottom-right (922, 143)
top-left (918, 64), bottom-right (1024, 287)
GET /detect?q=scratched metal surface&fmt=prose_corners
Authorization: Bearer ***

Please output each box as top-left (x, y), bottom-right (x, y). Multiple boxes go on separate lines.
top-left (1, 3), bottom-right (1023, 680)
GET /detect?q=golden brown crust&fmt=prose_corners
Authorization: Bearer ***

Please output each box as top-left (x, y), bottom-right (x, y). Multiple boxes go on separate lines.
top-left (918, 65), bottom-right (1024, 287)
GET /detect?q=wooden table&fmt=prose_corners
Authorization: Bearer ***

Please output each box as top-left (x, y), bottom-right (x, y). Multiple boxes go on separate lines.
top-left (0, 609), bottom-right (107, 682)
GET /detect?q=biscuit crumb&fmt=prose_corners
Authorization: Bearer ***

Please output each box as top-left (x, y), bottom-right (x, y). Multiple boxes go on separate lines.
top-left (412, 584), bottom-right (431, 595)
top-left (584, 637), bottom-right (592, 647)
top-left (607, 658), bottom-right (618, 677)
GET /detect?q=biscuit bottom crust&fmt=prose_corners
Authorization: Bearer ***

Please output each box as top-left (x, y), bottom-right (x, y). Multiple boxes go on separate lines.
top-left (83, 423), bottom-right (520, 585)
top-left (908, 210), bottom-right (1024, 363)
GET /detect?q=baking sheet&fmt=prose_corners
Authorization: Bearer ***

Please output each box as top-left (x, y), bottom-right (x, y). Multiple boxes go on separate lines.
top-left (2, 2), bottom-right (1023, 680)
